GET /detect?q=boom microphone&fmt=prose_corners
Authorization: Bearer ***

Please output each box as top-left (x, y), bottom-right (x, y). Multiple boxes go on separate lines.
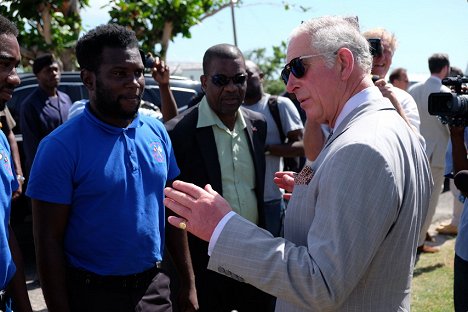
top-left (454, 170), bottom-right (468, 196)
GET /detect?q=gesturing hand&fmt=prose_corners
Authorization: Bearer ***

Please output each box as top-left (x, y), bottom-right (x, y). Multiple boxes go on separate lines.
top-left (151, 56), bottom-right (170, 86)
top-left (274, 171), bottom-right (296, 200)
top-left (164, 181), bottom-right (232, 242)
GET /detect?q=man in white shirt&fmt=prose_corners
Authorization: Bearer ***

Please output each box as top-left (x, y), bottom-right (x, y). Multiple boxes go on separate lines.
top-left (409, 53), bottom-right (451, 254)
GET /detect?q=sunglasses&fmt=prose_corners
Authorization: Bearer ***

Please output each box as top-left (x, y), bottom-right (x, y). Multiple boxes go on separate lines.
top-left (280, 53), bottom-right (329, 85)
top-left (210, 73), bottom-right (247, 87)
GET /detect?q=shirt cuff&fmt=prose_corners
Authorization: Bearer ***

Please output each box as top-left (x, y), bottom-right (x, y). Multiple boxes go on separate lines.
top-left (208, 211), bottom-right (236, 256)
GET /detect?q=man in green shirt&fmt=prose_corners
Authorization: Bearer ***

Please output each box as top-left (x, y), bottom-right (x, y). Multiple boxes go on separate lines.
top-left (165, 43), bottom-right (274, 311)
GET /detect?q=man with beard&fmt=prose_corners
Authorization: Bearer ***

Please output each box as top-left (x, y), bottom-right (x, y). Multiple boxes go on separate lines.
top-left (27, 24), bottom-right (197, 312)
top-left (0, 14), bottom-right (32, 312)
top-left (165, 44), bottom-right (274, 311)
top-left (20, 54), bottom-right (72, 175)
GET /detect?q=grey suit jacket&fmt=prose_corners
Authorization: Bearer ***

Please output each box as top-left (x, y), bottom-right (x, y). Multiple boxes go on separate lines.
top-left (409, 76), bottom-right (451, 167)
top-left (208, 98), bottom-right (432, 311)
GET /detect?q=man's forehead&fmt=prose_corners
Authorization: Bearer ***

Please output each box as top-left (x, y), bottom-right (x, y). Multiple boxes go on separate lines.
top-left (286, 33), bottom-right (311, 62)
top-left (208, 57), bottom-right (245, 72)
top-left (99, 46), bottom-right (143, 69)
top-left (42, 62), bottom-right (59, 69)
top-left (101, 46), bottom-right (141, 59)
top-left (0, 34), bottom-right (20, 61)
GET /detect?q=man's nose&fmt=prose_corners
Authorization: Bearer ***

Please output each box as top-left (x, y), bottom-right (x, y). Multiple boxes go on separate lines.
top-left (285, 74), bottom-right (298, 94)
top-left (224, 79), bottom-right (240, 91)
top-left (7, 67), bottom-right (20, 87)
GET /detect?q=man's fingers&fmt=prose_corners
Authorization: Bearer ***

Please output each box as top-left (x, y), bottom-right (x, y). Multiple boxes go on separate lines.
top-left (163, 194), bottom-right (192, 219)
top-left (171, 180), bottom-right (206, 200)
top-left (204, 184), bottom-right (218, 196)
top-left (168, 215), bottom-right (189, 231)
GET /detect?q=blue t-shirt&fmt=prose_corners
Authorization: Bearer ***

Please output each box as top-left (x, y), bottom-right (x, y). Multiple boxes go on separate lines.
top-left (0, 131), bottom-right (18, 289)
top-left (27, 105), bottom-right (179, 275)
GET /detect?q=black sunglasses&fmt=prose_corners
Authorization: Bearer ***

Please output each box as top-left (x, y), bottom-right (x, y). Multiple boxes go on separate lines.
top-left (210, 73), bottom-right (247, 87)
top-left (281, 53), bottom-right (330, 85)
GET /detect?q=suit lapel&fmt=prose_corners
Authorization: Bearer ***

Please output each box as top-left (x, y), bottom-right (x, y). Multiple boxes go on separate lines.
top-left (195, 126), bottom-right (223, 194)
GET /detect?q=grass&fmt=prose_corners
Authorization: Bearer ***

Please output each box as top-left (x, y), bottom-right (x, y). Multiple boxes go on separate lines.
top-left (411, 236), bottom-right (455, 311)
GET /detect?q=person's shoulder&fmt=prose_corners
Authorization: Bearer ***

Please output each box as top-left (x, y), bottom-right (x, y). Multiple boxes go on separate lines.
top-left (54, 113), bottom-right (82, 133)
top-left (392, 87), bottom-right (415, 102)
top-left (408, 81), bottom-right (425, 92)
top-left (58, 89), bottom-right (72, 102)
top-left (240, 105), bottom-right (266, 122)
top-left (20, 87), bottom-right (42, 106)
top-left (40, 115), bottom-right (82, 147)
top-left (139, 114), bottom-right (166, 132)
top-left (276, 94), bottom-right (295, 106)
top-left (165, 104), bottom-right (198, 132)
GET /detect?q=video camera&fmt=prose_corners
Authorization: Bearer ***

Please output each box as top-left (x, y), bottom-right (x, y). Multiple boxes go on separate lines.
top-left (428, 76), bottom-right (468, 127)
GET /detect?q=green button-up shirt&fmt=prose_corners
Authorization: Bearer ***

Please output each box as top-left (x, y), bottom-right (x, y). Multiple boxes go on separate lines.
top-left (197, 99), bottom-right (258, 224)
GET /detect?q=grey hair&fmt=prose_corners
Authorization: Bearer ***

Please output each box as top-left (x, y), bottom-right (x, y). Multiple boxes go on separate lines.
top-left (291, 16), bottom-right (373, 73)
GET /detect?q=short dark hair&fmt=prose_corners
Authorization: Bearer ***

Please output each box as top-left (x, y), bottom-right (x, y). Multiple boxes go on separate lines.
top-left (202, 44), bottom-right (244, 75)
top-left (33, 54), bottom-right (57, 75)
top-left (76, 24), bottom-right (139, 72)
top-left (0, 15), bottom-right (18, 37)
top-left (388, 67), bottom-right (406, 84)
top-left (428, 53), bottom-right (450, 74)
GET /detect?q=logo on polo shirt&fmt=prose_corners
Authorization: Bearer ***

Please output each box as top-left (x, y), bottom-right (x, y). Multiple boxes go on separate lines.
top-left (150, 141), bottom-right (164, 163)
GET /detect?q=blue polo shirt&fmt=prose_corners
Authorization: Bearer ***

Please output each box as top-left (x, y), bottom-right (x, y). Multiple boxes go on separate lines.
top-left (27, 104), bottom-right (179, 275)
top-left (0, 131), bottom-right (18, 289)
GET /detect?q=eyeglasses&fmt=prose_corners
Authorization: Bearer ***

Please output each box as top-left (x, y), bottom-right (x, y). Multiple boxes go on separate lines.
top-left (210, 73), bottom-right (247, 87)
top-left (281, 53), bottom-right (329, 85)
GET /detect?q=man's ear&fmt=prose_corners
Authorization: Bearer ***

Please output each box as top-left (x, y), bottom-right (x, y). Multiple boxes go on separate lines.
top-left (200, 74), bottom-right (208, 92)
top-left (81, 69), bottom-right (95, 91)
top-left (336, 48), bottom-right (354, 80)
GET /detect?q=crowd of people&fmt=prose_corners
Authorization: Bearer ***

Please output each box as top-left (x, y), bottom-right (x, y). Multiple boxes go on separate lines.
top-left (0, 12), bottom-right (466, 312)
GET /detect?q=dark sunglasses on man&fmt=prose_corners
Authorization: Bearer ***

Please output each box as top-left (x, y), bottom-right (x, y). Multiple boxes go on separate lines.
top-left (210, 73), bottom-right (247, 87)
top-left (281, 52), bottom-right (335, 85)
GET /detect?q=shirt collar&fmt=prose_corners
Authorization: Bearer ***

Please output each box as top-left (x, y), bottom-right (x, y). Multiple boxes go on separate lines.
top-left (333, 86), bottom-right (383, 131)
top-left (197, 97), bottom-right (247, 131)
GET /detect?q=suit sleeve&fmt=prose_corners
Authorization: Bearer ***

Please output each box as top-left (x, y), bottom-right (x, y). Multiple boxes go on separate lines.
top-left (207, 142), bottom-right (400, 310)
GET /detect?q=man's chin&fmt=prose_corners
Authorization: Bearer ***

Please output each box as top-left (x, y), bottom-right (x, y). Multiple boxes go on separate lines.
top-left (117, 107), bottom-right (139, 120)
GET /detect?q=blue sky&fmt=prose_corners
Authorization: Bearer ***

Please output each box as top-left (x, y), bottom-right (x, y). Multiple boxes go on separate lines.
top-left (82, 0), bottom-right (468, 80)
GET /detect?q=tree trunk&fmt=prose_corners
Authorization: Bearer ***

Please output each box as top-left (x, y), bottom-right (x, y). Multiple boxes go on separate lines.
top-left (37, 3), bottom-right (53, 45)
top-left (160, 21), bottom-right (173, 61)
top-left (60, 48), bottom-right (75, 71)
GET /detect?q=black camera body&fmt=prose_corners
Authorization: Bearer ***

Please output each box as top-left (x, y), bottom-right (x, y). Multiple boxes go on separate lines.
top-left (428, 76), bottom-right (468, 127)
top-left (367, 38), bottom-right (382, 57)
top-left (140, 50), bottom-right (156, 69)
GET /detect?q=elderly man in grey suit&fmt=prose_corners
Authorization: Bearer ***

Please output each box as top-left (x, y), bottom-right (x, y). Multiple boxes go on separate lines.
top-left (164, 16), bottom-right (432, 311)
top-left (409, 53), bottom-right (451, 254)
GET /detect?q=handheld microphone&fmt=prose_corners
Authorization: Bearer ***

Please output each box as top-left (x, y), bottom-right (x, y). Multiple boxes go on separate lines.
top-left (454, 170), bottom-right (468, 196)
